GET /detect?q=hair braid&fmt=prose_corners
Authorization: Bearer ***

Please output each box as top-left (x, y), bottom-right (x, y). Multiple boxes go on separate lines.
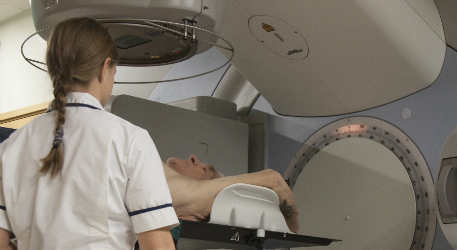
top-left (40, 17), bottom-right (118, 177)
top-left (40, 76), bottom-right (71, 176)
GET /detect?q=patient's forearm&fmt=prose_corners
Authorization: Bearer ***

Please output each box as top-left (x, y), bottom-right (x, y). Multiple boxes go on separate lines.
top-left (163, 163), bottom-right (299, 233)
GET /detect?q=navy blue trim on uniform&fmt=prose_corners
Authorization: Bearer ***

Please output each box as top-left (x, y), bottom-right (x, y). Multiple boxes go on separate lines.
top-left (129, 203), bottom-right (173, 217)
top-left (0, 205), bottom-right (6, 211)
top-left (0, 127), bottom-right (16, 143)
top-left (46, 103), bottom-right (101, 113)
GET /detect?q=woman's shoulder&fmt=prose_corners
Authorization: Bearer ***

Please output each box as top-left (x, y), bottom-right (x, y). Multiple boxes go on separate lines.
top-left (101, 111), bottom-right (142, 129)
top-left (96, 111), bottom-right (149, 138)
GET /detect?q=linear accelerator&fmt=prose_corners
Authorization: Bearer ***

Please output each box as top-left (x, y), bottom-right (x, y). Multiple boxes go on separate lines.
top-left (27, 0), bottom-right (457, 250)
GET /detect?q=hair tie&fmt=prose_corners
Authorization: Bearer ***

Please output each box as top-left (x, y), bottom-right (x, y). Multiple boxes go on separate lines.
top-left (52, 128), bottom-right (64, 148)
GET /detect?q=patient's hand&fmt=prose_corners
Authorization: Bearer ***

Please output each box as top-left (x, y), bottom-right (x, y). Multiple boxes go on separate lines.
top-left (260, 169), bottom-right (299, 233)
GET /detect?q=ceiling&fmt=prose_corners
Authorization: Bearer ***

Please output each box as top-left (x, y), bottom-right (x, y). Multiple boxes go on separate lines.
top-left (0, 0), bottom-right (30, 23)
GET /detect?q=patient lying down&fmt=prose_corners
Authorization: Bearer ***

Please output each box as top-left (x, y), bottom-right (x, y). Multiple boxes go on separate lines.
top-left (163, 155), bottom-right (299, 233)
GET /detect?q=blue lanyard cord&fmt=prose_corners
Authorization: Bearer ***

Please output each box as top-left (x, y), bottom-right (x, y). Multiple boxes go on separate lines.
top-left (46, 103), bottom-right (101, 113)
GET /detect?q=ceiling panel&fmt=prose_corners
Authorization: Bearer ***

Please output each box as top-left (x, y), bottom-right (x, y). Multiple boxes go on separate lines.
top-left (0, 4), bottom-right (25, 23)
top-left (0, 0), bottom-right (30, 23)
top-left (0, 0), bottom-right (30, 10)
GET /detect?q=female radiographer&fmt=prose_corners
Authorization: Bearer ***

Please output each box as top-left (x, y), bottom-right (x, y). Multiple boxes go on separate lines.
top-left (0, 17), bottom-right (179, 250)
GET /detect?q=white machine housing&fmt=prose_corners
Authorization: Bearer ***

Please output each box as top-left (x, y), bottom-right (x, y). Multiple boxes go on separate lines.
top-left (108, 95), bottom-right (249, 177)
top-left (31, 0), bottom-right (227, 66)
top-left (217, 0), bottom-right (446, 116)
top-left (31, 0), bottom-right (447, 116)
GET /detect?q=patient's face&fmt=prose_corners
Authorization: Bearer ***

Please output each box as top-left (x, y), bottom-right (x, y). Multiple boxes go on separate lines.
top-left (167, 155), bottom-right (220, 180)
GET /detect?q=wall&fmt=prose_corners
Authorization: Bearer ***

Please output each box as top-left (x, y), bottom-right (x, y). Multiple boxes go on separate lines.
top-left (0, 11), bottom-right (51, 114)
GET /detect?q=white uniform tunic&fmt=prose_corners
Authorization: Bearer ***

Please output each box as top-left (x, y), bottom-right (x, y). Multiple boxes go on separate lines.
top-left (0, 92), bottom-right (179, 249)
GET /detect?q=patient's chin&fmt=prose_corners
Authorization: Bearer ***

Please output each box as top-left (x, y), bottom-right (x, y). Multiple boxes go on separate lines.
top-left (167, 158), bottom-right (185, 173)
top-left (166, 157), bottom-right (179, 166)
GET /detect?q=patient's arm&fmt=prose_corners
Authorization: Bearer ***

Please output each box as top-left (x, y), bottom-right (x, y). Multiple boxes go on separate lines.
top-left (163, 163), bottom-right (299, 233)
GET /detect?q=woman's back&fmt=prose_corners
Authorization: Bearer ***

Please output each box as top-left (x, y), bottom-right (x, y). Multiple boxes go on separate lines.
top-left (0, 92), bottom-right (177, 249)
top-left (0, 18), bottom-right (178, 249)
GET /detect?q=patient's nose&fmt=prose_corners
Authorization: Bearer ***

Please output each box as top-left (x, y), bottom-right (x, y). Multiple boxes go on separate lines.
top-left (189, 155), bottom-right (201, 165)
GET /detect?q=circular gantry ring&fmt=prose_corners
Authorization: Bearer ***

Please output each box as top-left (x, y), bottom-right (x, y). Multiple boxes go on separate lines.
top-left (284, 117), bottom-right (436, 250)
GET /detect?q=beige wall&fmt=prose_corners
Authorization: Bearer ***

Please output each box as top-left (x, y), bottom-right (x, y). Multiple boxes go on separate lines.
top-left (0, 11), bottom-right (52, 114)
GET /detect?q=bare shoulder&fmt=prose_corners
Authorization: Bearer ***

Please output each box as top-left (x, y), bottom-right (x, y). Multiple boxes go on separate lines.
top-left (162, 162), bottom-right (213, 220)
